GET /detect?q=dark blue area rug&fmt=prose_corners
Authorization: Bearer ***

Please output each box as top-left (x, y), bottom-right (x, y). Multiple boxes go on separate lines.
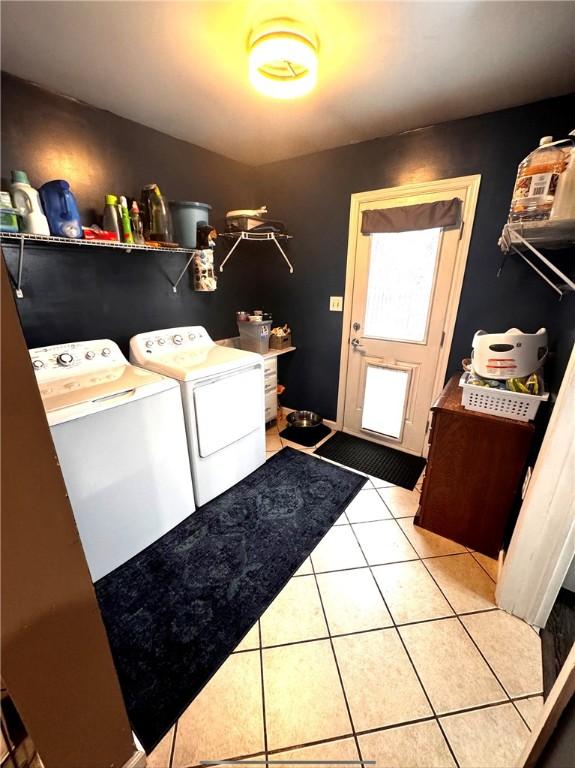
top-left (95, 447), bottom-right (365, 753)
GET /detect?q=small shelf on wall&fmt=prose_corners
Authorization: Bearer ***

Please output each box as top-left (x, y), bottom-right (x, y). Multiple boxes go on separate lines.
top-left (218, 231), bottom-right (294, 273)
top-left (498, 220), bottom-right (575, 298)
top-left (0, 232), bottom-right (207, 298)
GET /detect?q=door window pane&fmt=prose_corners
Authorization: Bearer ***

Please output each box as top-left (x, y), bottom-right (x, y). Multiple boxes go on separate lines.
top-left (361, 365), bottom-right (409, 439)
top-left (364, 227), bottom-right (442, 343)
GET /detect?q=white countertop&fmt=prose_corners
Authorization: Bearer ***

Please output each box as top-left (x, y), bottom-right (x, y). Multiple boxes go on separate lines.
top-left (262, 346), bottom-right (296, 359)
top-left (216, 336), bottom-right (296, 359)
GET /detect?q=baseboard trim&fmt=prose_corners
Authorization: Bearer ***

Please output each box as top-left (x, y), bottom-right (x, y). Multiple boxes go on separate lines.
top-left (122, 749), bottom-right (147, 768)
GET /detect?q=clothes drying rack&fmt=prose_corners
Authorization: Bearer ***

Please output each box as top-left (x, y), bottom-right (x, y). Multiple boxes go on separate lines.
top-left (218, 231), bottom-right (294, 273)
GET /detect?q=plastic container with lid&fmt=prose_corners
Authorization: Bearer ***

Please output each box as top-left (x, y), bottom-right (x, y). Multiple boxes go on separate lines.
top-left (169, 201), bottom-right (212, 248)
top-left (509, 136), bottom-right (572, 222)
top-left (238, 319), bottom-right (272, 354)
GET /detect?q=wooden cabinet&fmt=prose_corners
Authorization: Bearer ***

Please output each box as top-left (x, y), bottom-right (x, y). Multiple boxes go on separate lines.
top-left (415, 376), bottom-right (535, 558)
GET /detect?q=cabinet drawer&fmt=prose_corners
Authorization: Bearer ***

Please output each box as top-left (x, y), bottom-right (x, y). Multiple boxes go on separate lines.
top-left (265, 391), bottom-right (277, 409)
top-left (264, 358), bottom-right (277, 377)
top-left (265, 403), bottom-right (276, 422)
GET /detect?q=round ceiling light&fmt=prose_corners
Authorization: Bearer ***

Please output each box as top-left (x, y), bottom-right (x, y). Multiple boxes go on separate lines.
top-left (248, 19), bottom-right (318, 99)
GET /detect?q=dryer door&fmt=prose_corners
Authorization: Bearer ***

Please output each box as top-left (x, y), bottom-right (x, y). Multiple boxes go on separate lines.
top-left (193, 365), bottom-right (264, 457)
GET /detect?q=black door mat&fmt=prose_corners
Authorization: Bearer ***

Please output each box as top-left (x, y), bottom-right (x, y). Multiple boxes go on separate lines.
top-left (95, 447), bottom-right (365, 753)
top-left (314, 431), bottom-right (425, 490)
top-left (279, 423), bottom-right (331, 447)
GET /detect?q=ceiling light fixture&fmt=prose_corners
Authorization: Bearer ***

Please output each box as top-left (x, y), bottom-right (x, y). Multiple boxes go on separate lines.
top-left (248, 19), bottom-right (318, 100)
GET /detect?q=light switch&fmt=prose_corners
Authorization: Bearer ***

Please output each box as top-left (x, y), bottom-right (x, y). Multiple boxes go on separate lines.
top-left (330, 296), bottom-right (343, 311)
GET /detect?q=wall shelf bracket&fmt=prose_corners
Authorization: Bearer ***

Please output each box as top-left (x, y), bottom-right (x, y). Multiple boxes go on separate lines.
top-left (0, 232), bottom-right (207, 298)
top-left (498, 223), bottom-right (575, 299)
top-left (171, 251), bottom-right (197, 293)
top-left (219, 231), bottom-right (294, 273)
top-left (15, 235), bottom-right (25, 298)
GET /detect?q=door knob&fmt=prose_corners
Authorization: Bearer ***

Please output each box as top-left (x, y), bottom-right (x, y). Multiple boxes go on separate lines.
top-left (351, 338), bottom-right (364, 349)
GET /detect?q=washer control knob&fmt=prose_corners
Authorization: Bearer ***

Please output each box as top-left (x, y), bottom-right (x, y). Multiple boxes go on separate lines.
top-left (85, 351), bottom-right (95, 360)
top-left (158, 338), bottom-right (166, 346)
top-left (57, 353), bottom-right (74, 367)
top-left (188, 333), bottom-right (196, 341)
top-left (145, 340), bottom-right (154, 348)
top-left (173, 334), bottom-right (183, 345)
top-left (101, 348), bottom-right (111, 357)
top-left (32, 359), bottom-right (44, 369)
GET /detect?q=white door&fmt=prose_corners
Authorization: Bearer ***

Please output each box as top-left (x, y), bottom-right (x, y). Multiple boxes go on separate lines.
top-left (340, 177), bottom-right (480, 456)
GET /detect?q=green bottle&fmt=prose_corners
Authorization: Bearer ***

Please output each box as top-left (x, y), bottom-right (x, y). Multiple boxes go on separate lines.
top-left (119, 196), bottom-right (134, 244)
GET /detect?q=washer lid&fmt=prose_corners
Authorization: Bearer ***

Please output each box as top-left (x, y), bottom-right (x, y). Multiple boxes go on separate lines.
top-left (133, 344), bottom-right (262, 381)
top-left (39, 364), bottom-right (176, 416)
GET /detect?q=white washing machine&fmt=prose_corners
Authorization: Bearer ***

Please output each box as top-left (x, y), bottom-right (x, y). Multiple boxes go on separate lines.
top-left (130, 326), bottom-right (266, 507)
top-left (29, 339), bottom-right (196, 581)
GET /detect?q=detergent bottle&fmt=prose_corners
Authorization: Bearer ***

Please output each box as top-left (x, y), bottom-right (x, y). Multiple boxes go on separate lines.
top-left (10, 170), bottom-right (50, 235)
top-left (39, 180), bottom-right (83, 238)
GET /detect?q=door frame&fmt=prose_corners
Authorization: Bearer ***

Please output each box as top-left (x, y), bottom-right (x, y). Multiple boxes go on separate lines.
top-left (335, 175), bottom-right (482, 452)
top-left (496, 342), bottom-right (575, 628)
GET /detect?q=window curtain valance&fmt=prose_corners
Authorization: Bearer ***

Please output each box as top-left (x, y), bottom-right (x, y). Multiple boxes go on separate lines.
top-left (361, 198), bottom-right (462, 235)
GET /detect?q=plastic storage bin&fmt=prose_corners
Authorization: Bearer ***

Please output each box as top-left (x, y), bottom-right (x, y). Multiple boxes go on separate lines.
top-left (169, 201), bottom-right (212, 248)
top-left (459, 373), bottom-right (549, 422)
top-left (238, 321), bottom-right (272, 354)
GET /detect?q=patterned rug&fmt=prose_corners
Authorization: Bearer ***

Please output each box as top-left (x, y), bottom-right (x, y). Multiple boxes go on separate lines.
top-left (95, 447), bottom-right (365, 752)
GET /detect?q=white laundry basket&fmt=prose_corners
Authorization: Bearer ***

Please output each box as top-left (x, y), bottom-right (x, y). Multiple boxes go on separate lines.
top-left (459, 373), bottom-right (549, 422)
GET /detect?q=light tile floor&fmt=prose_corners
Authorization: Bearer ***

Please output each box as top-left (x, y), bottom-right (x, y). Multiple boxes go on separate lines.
top-left (148, 421), bottom-right (543, 768)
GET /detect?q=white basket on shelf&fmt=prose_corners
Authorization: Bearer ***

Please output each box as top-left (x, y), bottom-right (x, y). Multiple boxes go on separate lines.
top-left (459, 373), bottom-right (549, 422)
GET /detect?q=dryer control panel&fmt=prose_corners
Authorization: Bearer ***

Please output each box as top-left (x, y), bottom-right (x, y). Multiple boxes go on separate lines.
top-left (29, 340), bottom-right (126, 381)
top-left (130, 326), bottom-right (213, 358)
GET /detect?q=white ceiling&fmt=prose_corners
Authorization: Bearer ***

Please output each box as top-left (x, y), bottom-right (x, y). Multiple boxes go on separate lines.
top-left (2, 1), bottom-right (574, 166)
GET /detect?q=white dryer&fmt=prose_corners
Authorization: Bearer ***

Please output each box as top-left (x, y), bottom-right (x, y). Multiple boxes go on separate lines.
top-left (130, 326), bottom-right (266, 507)
top-left (30, 340), bottom-right (195, 581)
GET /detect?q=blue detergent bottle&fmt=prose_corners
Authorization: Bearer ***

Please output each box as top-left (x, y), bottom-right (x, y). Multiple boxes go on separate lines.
top-left (39, 180), bottom-right (83, 238)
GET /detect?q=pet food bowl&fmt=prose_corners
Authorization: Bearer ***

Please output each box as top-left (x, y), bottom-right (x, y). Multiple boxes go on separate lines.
top-left (287, 410), bottom-right (323, 429)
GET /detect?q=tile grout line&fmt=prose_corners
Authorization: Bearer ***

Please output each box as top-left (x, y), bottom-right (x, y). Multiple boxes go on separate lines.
top-left (301, 546), bottom-right (486, 578)
top-left (232, 606), bottom-right (503, 654)
top-left (468, 550), bottom-right (497, 585)
top-left (345, 518), bottom-right (460, 768)
top-left (373, 487), bottom-right (416, 519)
top-left (409, 537), bottom-right (535, 733)
top-left (185, 747), bottom-right (268, 768)
top-left (183, 690), bottom-right (546, 768)
top-left (390, 520), bottom-right (528, 721)
top-left (257, 620), bottom-right (270, 763)
top-left (309, 554), bottom-right (365, 766)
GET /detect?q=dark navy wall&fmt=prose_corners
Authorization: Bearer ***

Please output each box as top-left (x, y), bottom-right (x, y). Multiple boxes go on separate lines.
top-left (1, 72), bottom-right (260, 352)
top-left (2, 72), bottom-right (574, 415)
top-left (256, 94), bottom-right (575, 419)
